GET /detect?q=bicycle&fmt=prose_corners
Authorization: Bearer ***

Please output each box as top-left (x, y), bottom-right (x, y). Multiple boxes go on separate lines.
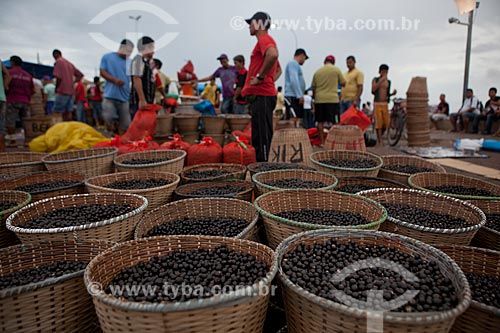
top-left (387, 98), bottom-right (407, 146)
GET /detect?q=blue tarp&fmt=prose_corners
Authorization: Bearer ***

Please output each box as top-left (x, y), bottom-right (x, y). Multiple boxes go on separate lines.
top-left (2, 60), bottom-right (54, 79)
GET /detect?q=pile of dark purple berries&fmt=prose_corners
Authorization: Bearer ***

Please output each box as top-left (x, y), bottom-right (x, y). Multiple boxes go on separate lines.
top-left (144, 217), bottom-right (248, 238)
top-left (0, 201), bottom-right (18, 212)
top-left (281, 239), bottom-right (459, 312)
top-left (265, 178), bottom-right (326, 189)
top-left (106, 179), bottom-right (169, 190)
top-left (105, 245), bottom-right (268, 302)
top-left (15, 180), bottom-right (81, 193)
top-left (122, 158), bottom-right (170, 165)
top-left (252, 163), bottom-right (312, 173)
top-left (0, 261), bottom-right (88, 289)
top-left (21, 204), bottom-right (133, 229)
top-left (185, 170), bottom-right (232, 179)
top-left (427, 185), bottom-right (495, 197)
top-left (275, 209), bottom-right (369, 226)
top-left (383, 203), bottom-right (469, 229)
top-left (189, 185), bottom-right (246, 197)
top-left (337, 184), bottom-right (379, 194)
top-left (485, 213), bottom-right (500, 232)
top-left (319, 158), bottom-right (378, 169)
top-left (383, 165), bottom-right (434, 174)
top-left (465, 272), bottom-right (500, 308)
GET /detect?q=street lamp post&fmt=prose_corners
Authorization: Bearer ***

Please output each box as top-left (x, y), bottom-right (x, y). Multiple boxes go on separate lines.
top-left (128, 15), bottom-right (142, 40)
top-left (449, 2), bottom-right (479, 102)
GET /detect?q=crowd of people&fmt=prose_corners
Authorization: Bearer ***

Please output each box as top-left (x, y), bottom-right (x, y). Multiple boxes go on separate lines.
top-left (1, 11), bottom-right (499, 158)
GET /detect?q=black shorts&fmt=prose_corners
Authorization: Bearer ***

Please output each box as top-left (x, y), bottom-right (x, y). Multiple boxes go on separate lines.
top-left (285, 96), bottom-right (304, 119)
top-left (314, 103), bottom-right (340, 123)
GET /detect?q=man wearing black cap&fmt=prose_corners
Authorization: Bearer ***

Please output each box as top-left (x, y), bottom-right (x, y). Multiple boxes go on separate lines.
top-left (284, 48), bottom-right (308, 128)
top-left (242, 11), bottom-right (280, 162)
top-left (199, 53), bottom-right (237, 114)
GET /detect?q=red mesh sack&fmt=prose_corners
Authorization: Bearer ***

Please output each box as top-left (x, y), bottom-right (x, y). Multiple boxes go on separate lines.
top-left (307, 128), bottom-right (321, 147)
top-left (187, 136), bottom-right (222, 166)
top-left (223, 137), bottom-right (256, 166)
top-left (117, 136), bottom-right (158, 156)
top-left (119, 104), bottom-right (161, 144)
top-left (159, 134), bottom-right (191, 152)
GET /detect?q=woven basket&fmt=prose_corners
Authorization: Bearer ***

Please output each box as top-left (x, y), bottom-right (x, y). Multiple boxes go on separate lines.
top-left (135, 198), bottom-right (259, 241)
top-left (174, 113), bottom-right (201, 133)
top-left (202, 115), bottom-right (226, 134)
top-left (324, 125), bottom-right (366, 152)
top-left (334, 176), bottom-right (408, 193)
top-left (268, 129), bottom-right (314, 166)
top-left (84, 235), bottom-right (277, 333)
top-left (42, 148), bottom-right (118, 178)
top-left (247, 162), bottom-right (315, 177)
top-left (174, 180), bottom-right (254, 202)
top-left (155, 114), bottom-right (174, 137)
top-left (409, 172), bottom-right (500, 200)
top-left (0, 152), bottom-right (46, 178)
top-left (276, 229), bottom-right (471, 333)
top-left (437, 245), bottom-right (500, 333)
top-left (254, 189), bottom-right (387, 249)
top-left (181, 163), bottom-right (247, 183)
top-left (6, 193), bottom-right (148, 243)
top-left (310, 150), bottom-right (383, 177)
top-left (0, 191), bottom-right (31, 248)
top-left (225, 114), bottom-right (251, 132)
top-left (470, 199), bottom-right (500, 251)
top-left (378, 155), bottom-right (446, 185)
top-left (358, 188), bottom-right (486, 245)
top-left (252, 169), bottom-right (338, 197)
top-left (85, 171), bottom-right (180, 211)
top-left (0, 172), bottom-right (85, 202)
top-left (114, 150), bottom-right (186, 174)
top-left (0, 239), bottom-right (114, 333)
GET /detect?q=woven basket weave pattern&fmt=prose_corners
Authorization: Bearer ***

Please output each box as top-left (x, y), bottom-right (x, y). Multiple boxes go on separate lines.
top-left (114, 150), bottom-right (186, 174)
top-left (378, 155), bottom-right (446, 185)
top-left (0, 191), bottom-right (31, 248)
top-left (0, 152), bottom-right (46, 177)
top-left (42, 148), bottom-right (118, 178)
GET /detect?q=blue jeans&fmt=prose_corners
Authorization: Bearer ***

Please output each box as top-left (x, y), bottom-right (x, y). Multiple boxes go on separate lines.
top-left (340, 99), bottom-right (360, 114)
top-left (76, 101), bottom-right (87, 123)
top-left (303, 108), bottom-right (315, 129)
top-left (46, 101), bottom-right (55, 114)
top-left (91, 101), bottom-right (103, 120)
top-left (233, 103), bottom-right (247, 114)
top-left (221, 97), bottom-right (234, 114)
top-left (54, 94), bottom-right (74, 112)
top-left (474, 113), bottom-right (500, 134)
top-left (103, 98), bottom-right (130, 131)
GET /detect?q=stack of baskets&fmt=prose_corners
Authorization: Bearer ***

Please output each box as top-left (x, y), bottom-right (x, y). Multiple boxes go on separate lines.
top-left (378, 155), bottom-right (446, 185)
top-left (42, 148), bottom-right (118, 178)
top-left (268, 128), bottom-right (314, 166)
top-left (0, 152), bottom-right (46, 178)
top-left (84, 235), bottom-right (277, 332)
top-left (225, 114), bottom-right (251, 132)
top-left (324, 125), bottom-right (366, 152)
top-left (254, 189), bottom-right (387, 248)
top-left (154, 114), bottom-right (174, 144)
top-left (275, 230), bottom-right (472, 333)
top-left (114, 150), bottom-right (186, 174)
top-left (174, 113), bottom-right (200, 145)
top-left (0, 191), bottom-right (31, 248)
top-left (310, 150), bottom-right (383, 177)
top-left (202, 115), bottom-right (226, 146)
top-left (406, 76), bottom-right (431, 147)
top-left (358, 188), bottom-right (486, 245)
top-left (181, 163), bottom-right (247, 183)
top-left (6, 193), bottom-right (148, 243)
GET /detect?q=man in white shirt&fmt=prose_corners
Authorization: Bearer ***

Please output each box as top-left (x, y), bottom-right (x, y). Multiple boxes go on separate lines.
top-left (449, 88), bottom-right (479, 132)
top-left (303, 90), bottom-right (314, 129)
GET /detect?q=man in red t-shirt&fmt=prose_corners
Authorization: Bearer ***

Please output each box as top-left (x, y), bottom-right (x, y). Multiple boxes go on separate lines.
top-left (88, 76), bottom-right (103, 127)
top-left (74, 78), bottom-right (87, 123)
top-left (242, 12), bottom-right (282, 162)
top-left (52, 49), bottom-right (83, 121)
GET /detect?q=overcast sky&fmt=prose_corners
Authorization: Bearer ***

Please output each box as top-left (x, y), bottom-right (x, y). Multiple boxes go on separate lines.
top-left (2, 0), bottom-right (499, 109)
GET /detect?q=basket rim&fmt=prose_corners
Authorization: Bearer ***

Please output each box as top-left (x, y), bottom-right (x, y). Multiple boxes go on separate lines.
top-left (2, 171), bottom-right (85, 195)
top-left (309, 150), bottom-right (384, 172)
top-left (252, 169), bottom-right (339, 192)
top-left (41, 147), bottom-right (118, 164)
top-left (6, 193), bottom-right (148, 234)
top-left (85, 171), bottom-right (180, 194)
top-left (335, 176), bottom-right (409, 189)
top-left (408, 172), bottom-right (500, 200)
top-left (134, 197), bottom-right (258, 239)
top-left (0, 190), bottom-right (32, 217)
top-left (83, 235), bottom-right (278, 312)
top-left (174, 180), bottom-right (254, 198)
top-left (247, 162), bottom-right (314, 173)
top-left (181, 163), bottom-right (247, 182)
top-left (380, 155), bottom-right (446, 176)
top-left (254, 189), bottom-right (387, 230)
top-left (0, 239), bottom-right (115, 298)
top-left (275, 229), bottom-right (472, 324)
top-left (436, 245), bottom-right (500, 316)
top-left (114, 150), bottom-right (187, 169)
top-left (0, 152), bottom-right (46, 167)
top-left (357, 188), bottom-right (486, 234)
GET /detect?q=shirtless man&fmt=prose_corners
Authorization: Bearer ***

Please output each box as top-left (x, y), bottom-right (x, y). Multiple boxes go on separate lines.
top-left (372, 64), bottom-right (397, 146)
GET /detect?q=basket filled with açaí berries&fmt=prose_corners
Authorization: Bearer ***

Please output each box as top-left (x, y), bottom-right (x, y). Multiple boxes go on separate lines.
top-left (180, 163), bottom-right (247, 184)
top-left (309, 150), bottom-right (383, 177)
top-left (469, 199), bottom-right (500, 251)
top-left (0, 190), bottom-right (31, 248)
top-left (114, 150), bottom-right (186, 174)
top-left (174, 180), bottom-right (254, 202)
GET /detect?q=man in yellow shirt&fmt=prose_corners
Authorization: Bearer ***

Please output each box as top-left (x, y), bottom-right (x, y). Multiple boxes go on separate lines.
top-left (311, 55), bottom-right (345, 145)
top-left (202, 78), bottom-right (218, 106)
top-left (341, 55), bottom-right (364, 114)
